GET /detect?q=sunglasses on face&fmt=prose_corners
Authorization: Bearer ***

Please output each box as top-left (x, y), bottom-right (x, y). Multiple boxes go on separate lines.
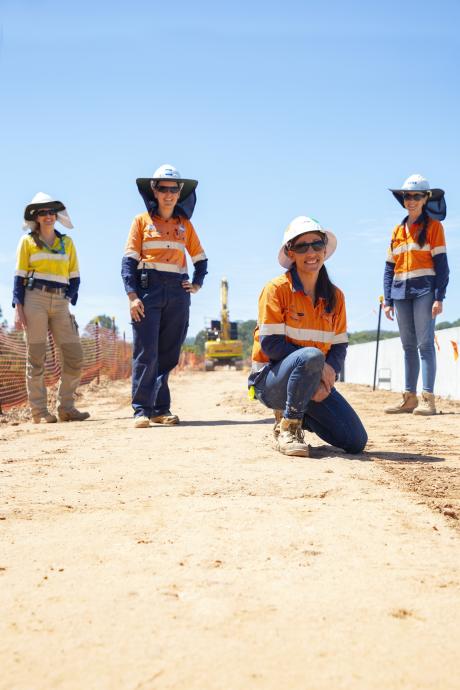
top-left (289, 240), bottom-right (326, 254)
top-left (403, 193), bottom-right (427, 201)
top-left (36, 209), bottom-right (58, 217)
top-left (155, 185), bottom-right (181, 194)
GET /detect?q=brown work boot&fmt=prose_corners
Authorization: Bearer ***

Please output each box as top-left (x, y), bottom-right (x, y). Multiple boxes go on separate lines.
top-left (413, 392), bottom-right (436, 416)
top-left (32, 410), bottom-right (57, 424)
top-left (384, 392), bottom-right (418, 414)
top-left (58, 407), bottom-right (90, 422)
top-left (273, 409), bottom-right (283, 438)
top-left (150, 411), bottom-right (180, 425)
top-left (277, 417), bottom-right (309, 457)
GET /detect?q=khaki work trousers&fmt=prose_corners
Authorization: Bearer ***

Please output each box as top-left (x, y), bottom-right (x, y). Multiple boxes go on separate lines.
top-left (23, 289), bottom-right (84, 415)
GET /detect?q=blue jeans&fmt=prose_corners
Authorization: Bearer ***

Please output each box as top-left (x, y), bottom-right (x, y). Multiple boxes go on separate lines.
top-left (131, 273), bottom-right (190, 417)
top-left (254, 348), bottom-right (367, 454)
top-left (394, 293), bottom-right (436, 393)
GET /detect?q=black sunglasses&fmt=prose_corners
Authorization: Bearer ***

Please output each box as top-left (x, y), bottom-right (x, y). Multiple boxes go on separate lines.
top-left (290, 240), bottom-right (326, 254)
top-left (35, 209), bottom-right (59, 217)
top-left (403, 192), bottom-right (428, 201)
top-left (155, 185), bottom-right (181, 194)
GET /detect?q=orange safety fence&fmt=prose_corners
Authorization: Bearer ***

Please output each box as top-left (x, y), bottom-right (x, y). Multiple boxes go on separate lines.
top-left (174, 350), bottom-right (204, 371)
top-left (0, 323), bottom-right (132, 412)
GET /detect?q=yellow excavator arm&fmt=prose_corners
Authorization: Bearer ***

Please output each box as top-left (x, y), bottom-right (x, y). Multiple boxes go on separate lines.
top-left (220, 277), bottom-right (230, 340)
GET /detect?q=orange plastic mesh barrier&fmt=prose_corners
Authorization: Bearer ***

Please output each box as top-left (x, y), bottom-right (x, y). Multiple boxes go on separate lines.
top-left (174, 350), bottom-right (204, 371)
top-left (0, 323), bottom-right (132, 412)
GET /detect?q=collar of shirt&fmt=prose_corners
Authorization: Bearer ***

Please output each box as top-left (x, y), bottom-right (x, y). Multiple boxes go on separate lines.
top-left (289, 266), bottom-right (328, 301)
top-left (402, 213), bottom-right (424, 227)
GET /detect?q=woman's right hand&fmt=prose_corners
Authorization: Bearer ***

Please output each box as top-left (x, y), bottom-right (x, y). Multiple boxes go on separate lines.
top-left (383, 305), bottom-right (394, 321)
top-left (14, 304), bottom-right (27, 330)
top-left (129, 295), bottom-right (145, 322)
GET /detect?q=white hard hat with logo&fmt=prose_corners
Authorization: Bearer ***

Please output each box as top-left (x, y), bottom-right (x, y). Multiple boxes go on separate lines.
top-left (278, 216), bottom-right (337, 269)
top-left (389, 173), bottom-right (446, 219)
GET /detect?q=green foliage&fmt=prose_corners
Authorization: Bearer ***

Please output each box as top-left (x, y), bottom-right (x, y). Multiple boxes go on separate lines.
top-left (348, 330), bottom-right (399, 345)
top-left (0, 305), bottom-right (8, 329)
top-left (90, 314), bottom-right (118, 333)
top-left (194, 329), bottom-right (207, 355)
top-left (435, 318), bottom-right (460, 331)
top-left (235, 319), bottom-right (257, 357)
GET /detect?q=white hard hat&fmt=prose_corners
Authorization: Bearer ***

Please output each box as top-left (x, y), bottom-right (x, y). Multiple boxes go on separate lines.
top-left (389, 173), bottom-right (445, 212)
top-left (399, 174), bottom-right (432, 192)
top-left (23, 192), bottom-right (73, 231)
top-left (278, 216), bottom-right (337, 269)
top-left (136, 163), bottom-right (198, 206)
top-left (152, 164), bottom-right (183, 181)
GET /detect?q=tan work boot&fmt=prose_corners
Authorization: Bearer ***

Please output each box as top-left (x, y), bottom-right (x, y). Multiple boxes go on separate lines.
top-left (413, 392), bottom-right (436, 416)
top-left (150, 411), bottom-right (180, 425)
top-left (58, 407), bottom-right (90, 422)
top-left (273, 409), bottom-right (283, 438)
top-left (384, 392), bottom-right (418, 414)
top-left (32, 410), bottom-right (57, 424)
top-left (277, 418), bottom-right (309, 457)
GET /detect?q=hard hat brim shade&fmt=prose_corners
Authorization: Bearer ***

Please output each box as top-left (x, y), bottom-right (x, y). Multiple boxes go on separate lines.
top-left (389, 188), bottom-right (446, 221)
top-left (136, 177), bottom-right (198, 204)
top-left (24, 200), bottom-right (66, 221)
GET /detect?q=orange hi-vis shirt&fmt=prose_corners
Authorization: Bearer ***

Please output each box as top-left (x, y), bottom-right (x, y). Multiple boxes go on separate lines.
top-left (251, 271), bottom-right (348, 374)
top-left (384, 217), bottom-right (449, 303)
top-left (124, 212), bottom-right (206, 276)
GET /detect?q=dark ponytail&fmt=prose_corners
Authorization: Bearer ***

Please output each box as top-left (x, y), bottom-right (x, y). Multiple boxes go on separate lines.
top-left (30, 227), bottom-right (45, 249)
top-left (315, 265), bottom-right (337, 313)
top-left (400, 198), bottom-right (431, 248)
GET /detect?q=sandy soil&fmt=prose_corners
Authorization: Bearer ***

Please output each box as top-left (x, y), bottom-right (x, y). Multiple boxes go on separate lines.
top-left (1, 372), bottom-right (459, 690)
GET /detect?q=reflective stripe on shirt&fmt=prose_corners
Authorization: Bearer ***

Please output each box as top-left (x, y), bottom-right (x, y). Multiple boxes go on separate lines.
top-left (136, 261), bottom-right (188, 274)
top-left (392, 243), bottom-right (431, 256)
top-left (394, 268), bottom-right (435, 281)
top-left (192, 252), bottom-right (207, 263)
top-left (142, 241), bottom-right (186, 252)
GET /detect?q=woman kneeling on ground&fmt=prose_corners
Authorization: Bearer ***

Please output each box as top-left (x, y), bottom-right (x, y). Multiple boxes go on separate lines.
top-left (13, 193), bottom-right (89, 423)
top-left (248, 216), bottom-right (367, 457)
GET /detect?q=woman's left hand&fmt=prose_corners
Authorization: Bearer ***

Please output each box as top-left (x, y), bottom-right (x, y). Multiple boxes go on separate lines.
top-left (432, 300), bottom-right (443, 318)
top-left (182, 281), bottom-right (200, 294)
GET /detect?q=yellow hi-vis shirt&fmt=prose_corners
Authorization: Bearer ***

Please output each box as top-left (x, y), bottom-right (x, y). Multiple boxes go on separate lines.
top-left (251, 271), bottom-right (348, 370)
top-left (123, 212), bottom-right (206, 275)
top-left (15, 233), bottom-right (80, 285)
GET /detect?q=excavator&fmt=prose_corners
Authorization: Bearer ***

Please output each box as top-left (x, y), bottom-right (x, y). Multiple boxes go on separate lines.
top-left (204, 277), bottom-right (244, 371)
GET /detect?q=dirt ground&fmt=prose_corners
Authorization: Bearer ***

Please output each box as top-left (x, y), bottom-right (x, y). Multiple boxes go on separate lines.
top-left (1, 371), bottom-right (459, 690)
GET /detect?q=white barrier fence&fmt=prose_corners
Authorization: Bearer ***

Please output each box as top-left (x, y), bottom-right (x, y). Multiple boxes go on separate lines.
top-left (344, 326), bottom-right (460, 400)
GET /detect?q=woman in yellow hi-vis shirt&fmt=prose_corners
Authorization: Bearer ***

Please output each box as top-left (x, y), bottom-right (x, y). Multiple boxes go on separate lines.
top-left (13, 192), bottom-right (89, 423)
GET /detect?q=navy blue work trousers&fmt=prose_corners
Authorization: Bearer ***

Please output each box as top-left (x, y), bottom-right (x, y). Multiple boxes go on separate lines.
top-left (254, 348), bottom-right (367, 454)
top-left (131, 274), bottom-right (190, 417)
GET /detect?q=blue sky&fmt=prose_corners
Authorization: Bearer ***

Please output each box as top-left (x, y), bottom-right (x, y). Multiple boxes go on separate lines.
top-left (1, 0), bottom-right (459, 338)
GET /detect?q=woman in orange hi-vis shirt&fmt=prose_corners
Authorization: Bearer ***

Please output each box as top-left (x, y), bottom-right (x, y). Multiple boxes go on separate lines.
top-left (121, 165), bottom-right (207, 428)
top-left (249, 216), bottom-right (367, 458)
top-left (383, 174), bottom-right (449, 416)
